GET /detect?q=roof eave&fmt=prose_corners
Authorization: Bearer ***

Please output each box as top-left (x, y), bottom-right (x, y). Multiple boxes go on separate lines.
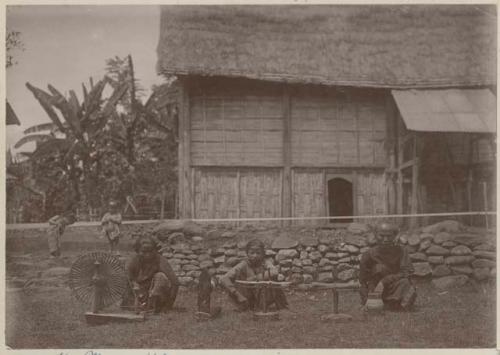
top-left (157, 67), bottom-right (496, 90)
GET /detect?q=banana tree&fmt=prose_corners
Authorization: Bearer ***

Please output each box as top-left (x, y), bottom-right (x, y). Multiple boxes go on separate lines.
top-left (22, 75), bottom-right (129, 218)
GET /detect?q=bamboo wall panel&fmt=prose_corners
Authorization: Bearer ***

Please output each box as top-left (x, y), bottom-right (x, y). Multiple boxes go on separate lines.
top-left (193, 169), bottom-right (239, 220)
top-left (239, 170), bottom-right (281, 223)
top-left (193, 168), bottom-right (281, 223)
top-left (355, 172), bottom-right (387, 220)
top-left (190, 92), bottom-right (284, 166)
top-left (292, 170), bottom-right (326, 225)
top-left (290, 90), bottom-right (387, 167)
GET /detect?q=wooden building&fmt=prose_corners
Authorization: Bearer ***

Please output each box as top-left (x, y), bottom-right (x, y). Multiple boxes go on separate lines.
top-left (156, 5), bottom-right (496, 226)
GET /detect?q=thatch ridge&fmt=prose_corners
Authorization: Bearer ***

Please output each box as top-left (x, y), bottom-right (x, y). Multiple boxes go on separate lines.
top-left (156, 5), bottom-right (496, 88)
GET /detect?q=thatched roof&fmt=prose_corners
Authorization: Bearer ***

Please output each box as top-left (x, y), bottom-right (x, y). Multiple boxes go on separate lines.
top-left (156, 5), bottom-right (496, 88)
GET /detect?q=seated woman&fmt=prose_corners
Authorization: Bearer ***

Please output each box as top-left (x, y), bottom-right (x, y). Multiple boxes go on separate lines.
top-left (359, 222), bottom-right (417, 311)
top-left (125, 236), bottom-right (179, 314)
top-left (220, 239), bottom-right (288, 312)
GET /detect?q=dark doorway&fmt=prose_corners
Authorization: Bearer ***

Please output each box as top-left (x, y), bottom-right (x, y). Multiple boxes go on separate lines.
top-left (328, 177), bottom-right (353, 223)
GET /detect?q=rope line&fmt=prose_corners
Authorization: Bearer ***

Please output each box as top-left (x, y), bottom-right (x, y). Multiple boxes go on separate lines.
top-left (192, 211), bottom-right (497, 223)
top-left (6, 211), bottom-right (496, 230)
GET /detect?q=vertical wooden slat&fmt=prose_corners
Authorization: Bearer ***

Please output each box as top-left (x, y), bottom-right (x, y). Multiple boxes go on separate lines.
top-left (396, 115), bottom-right (403, 215)
top-left (190, 167), bottom-right (196, 219)
top-left (236, 169), bottom-right (241, 227)
top-left (324, 169), bottom-right (329, 223)
top-left (202, 94), bottom-right (207, 165)
top-left (279, 169), bottom-right (283, 227)
top-left (410, 135), bottom-right (419, 228)
top-left (482, 182), bottom-right (489, 229)
top-left (352, 171), bottom-right (358, 222)
top-left (282, 88), bottom-right (292, 224)
top-left (177, 80), bottom-right (186, 217)
top-left (182, 78), bottom-right (192, 218)
top-left (222, 98), bottom-right (226, 164)
top-left (355, 101), bottom-right (360, 165)
top-left (291, 169), bottom-right (295, 224)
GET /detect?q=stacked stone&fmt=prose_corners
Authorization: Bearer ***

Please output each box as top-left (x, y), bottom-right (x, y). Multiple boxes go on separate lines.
top-left (162, 242), bottom-right (206, 286)
top-left (398, 220), bottom-right (496, 286)
top-left (211, 241), bottom-right (248, 280)
top-left (154, 219), bottom-right (496, 288)
top-left (270, 224), bottom-right (373, 284)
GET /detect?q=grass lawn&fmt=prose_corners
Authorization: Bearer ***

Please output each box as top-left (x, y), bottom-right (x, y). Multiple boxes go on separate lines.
top-left (5, 251), bottom-right (497, 349)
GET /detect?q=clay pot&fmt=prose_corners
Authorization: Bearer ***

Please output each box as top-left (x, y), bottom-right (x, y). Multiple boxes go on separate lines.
top-left (365, 292), bottom-right (384, 312)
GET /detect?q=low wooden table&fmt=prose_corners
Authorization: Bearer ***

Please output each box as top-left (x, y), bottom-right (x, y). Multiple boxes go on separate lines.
top-left (235, 280), bottom-right (292, 320)
top-left (311, 282), bottom-right (361, 322)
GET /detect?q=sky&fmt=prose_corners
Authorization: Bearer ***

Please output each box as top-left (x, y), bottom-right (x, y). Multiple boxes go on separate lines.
top-left (6, 5), bottom-right (164, 155)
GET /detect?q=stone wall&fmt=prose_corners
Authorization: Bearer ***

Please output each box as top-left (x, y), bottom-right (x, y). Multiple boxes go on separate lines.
top-left (151, 220), bottom-right (496, 287)
top-left (7, 219), bottom-right (495, 289)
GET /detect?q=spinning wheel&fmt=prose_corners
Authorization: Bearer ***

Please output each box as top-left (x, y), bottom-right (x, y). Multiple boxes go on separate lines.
top-left (69, 252), bottom-right (144, 325)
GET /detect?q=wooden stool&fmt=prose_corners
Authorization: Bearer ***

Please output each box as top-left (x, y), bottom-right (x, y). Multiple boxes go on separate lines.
top-left (311, 282), bottom-right (361, 322)
top-left (235, 280), bottom-right (291, 321)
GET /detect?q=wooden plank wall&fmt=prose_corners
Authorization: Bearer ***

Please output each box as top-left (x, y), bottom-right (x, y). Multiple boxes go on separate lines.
top-left (190, 79), bottom-right (283, 166)
top-left (292, 169), bottom-right (326, 225)
top-left (193, 168), bottom-right (281, 224)
top-left (183, 78), bottom-right (393, 223)
top-left (290, 88), bottom-right (386, 167)
top-left (193, 169), bottom-right (239, 220)
top-left (355, 172), bottom-right (388, 221)
top-left (239, 170), bottom-right (281, 222)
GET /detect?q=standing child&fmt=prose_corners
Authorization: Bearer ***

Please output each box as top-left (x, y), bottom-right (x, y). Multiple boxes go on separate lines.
top-left (101, 200), bottom-right (122, 254)
top-left (47, 210), bottom-right (76, 258)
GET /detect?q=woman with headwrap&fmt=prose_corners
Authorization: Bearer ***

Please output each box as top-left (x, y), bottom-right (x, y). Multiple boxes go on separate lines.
top-left (125, 236), bottom-right (179, 313)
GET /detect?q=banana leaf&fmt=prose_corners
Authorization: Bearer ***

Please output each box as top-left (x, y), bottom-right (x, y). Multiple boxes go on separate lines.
top-left (26, 82), bottom-right (66, 133)
top-left (23, 122), bottom-right (58, 135)
top-left (101, 81), bottom-right (128, 118)
top-left (68, 90), bottom-right (81, 121)
top-left (82, 79), bottom-right (107, 122)
top-left (14, 134), bottom-right (52, 149)
top-left (47, 84), bottom-right (82, 136)
top-left (143, 111), bottom-right (172, 133)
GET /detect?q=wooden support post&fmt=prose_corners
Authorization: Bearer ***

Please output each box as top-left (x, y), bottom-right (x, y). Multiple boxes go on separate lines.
top-left (179, 78), bottom-right (192, 218)
top-left (482, 182), bottom-right (489, 229)
top-left (332, 289), bottom-right (339, 314)
top-left (282, 87), bottom-right (292, 226)
top-left (352, 171), bottom-right (358, 223)
top-left (410, 135), bottom-right (419, 229)
top-left (236, 170), bottom-right (241, 228)
top-left (160, 185), bottom-right (166, 220)
top-left (323, 169), bottom-right (328, 226)
top-left (466, 170), bottom-right (473, 226)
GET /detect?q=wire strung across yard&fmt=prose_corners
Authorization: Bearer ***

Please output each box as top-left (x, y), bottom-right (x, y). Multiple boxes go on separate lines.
top-left (191, 211), bottom-right (496, 223)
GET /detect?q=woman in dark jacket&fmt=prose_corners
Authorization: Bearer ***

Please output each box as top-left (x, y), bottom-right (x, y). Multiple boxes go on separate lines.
top-left (126, 236), bottom-right (179, 313)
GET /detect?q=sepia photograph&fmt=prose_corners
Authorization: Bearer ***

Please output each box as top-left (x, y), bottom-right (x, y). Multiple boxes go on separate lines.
top-left (4, 3), bottom-right (497, 350)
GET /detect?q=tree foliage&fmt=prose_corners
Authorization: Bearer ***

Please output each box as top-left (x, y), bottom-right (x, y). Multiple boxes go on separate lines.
top-left (15, 55), bottom-right (178, 220)
top-left (6, 29), bottom-right (24, 68)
